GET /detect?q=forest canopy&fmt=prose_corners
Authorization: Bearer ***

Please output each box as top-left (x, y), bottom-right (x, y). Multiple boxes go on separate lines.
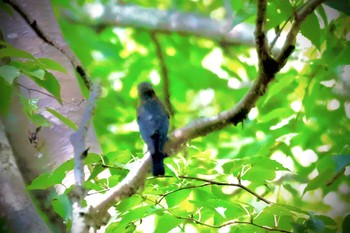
top-left (0, 0), bottom-right (349, 232)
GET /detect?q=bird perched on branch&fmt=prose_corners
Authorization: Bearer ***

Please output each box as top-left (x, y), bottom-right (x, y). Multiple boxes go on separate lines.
top-left (137, 82), bottom-right (169, 176)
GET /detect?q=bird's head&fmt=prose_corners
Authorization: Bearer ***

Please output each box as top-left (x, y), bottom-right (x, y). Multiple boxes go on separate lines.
top-left (138, 82), bottom-right (156, 100)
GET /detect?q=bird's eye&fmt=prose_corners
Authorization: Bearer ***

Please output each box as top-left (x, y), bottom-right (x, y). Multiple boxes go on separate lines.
top-left (145, 90), bottom-right (155, 96)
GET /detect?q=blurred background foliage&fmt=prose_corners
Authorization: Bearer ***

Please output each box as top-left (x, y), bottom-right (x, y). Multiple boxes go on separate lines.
top-left (46, 0), bottom-right (350, 232)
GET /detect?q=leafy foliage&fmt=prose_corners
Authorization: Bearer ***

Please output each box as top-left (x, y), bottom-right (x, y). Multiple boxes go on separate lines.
top-left (0, 41), bottom-right (66, 122)
top-left (3, 0), bottom-right (349, 232)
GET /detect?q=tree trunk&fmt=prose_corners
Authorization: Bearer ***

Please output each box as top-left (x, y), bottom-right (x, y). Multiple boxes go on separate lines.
top-left (0, 0), bottom-right (101, 231)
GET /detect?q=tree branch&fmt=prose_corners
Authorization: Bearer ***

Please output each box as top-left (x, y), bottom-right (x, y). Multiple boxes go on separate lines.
top-left (174, 216), bottom-right (292, 232)
top-left (62, 3), bottom-right (256, 47)
top-left (70, 82), bottom-right (100, 233)
top-left (0, 121), bottom-right (51, 233)
top-left (5, 0), bottom-right (92, 89)
top-left (276, 0), bottom-right (326, 66)
top-left (150, 32), bottom-right (174, 117)
top-left (87, 0), bottom-right (325, 227)
top-left (164, 0), bottom-right (325, 155)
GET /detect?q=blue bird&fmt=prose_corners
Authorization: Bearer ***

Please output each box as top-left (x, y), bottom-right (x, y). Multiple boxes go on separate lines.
top-left (137, 82), bottom-right (169, 176)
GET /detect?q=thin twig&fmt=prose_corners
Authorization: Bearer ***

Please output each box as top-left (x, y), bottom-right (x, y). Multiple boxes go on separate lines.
top-left (157, 183), bottom-right (211, 203)
top-left (175, 216), bottom-right (292, 232)
top-left (270, 20), bottom-right (289, 50)
top-left (326, 168), bottom-right (345, 186)
top-left (140, 194), bottom-right (290, 232)
top-left (223, 0), bottom-right (233, 31)
top-left (276, 0), bottom-right (325, 66)
top-left (150, 32), bottom-right (174, 118)
top-left (17, 82), bottom-right (85, 107)
top-left (158, 175), bottom-right (271, 204)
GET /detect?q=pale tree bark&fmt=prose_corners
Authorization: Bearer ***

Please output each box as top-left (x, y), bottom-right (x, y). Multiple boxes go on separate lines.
top-left (0, 0), bottom-right (100, 231)
top-left (0, 121), bottom-right (51, 233)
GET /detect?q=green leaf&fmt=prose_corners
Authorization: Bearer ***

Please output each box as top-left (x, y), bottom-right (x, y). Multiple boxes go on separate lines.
top-left (115, 195), bottom-right (143, 213)
top-left (30, 113), bottom-right (51, 127)
top-left (27, 173), bottom-right (54, 190)
top-left (260, 108), bottom-right (294, 124)
top-left (266, 0), bottom-right (294, 30)
top-left (27, 159), bottom-right (73, 190)
top-left (0, 65), bottom-right (20, 84)
top-left (165, 188), bottom-right (191, 208)
top-left (28, 69), bottom-right (45, 80)
top-left (52, 194), bottom-right (72, 220)
top-left (342, 215), bottom-right (350, 232)
top-left (20, 95), bottom-right (51, 126)
top-left (305, 212), bottom-right (325, 232)
top-left (255, 204), bottom-right (294, 230)
top-left (113, 206), bottom-right (156, 232)
top-left (154, 214), bottom-right (183, 233)
top-left (0, 2), bottom-right (13, 15)
top-left (325, 0), bottom-right (350, 15)
top-left (0, 47), bottom-right (34, 59)
top-left (46, 108), bottom-right (78, 130)
top-left (300, 12), bottom-right (322, 49)
top-left (304, 155), bottom-right (350, 193)
top-left (223, 156), bottom-right (288, 183)
top-left (20, 96), bottom-right (39, 114)
top-left (29, 71), bottom-right (62, 104)
top-left (0, 78), bottom-right (13, 115)
top-left (37, 57), bottom-right (67, 73)
top-left (87, 164), bottom-right (105, 181)
top-left (84, 153), bottom-right (102, 165)
top-left (206, 199), bottom-right (247, 220)
top-left (331, 155), bottom-right (350, 172)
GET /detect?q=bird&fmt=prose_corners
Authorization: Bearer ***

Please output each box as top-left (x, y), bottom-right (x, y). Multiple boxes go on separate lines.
top-left (137, 82), bottom-right (169, 176)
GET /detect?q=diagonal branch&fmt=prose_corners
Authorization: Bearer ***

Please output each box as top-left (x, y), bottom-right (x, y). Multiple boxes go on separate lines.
top-left (164, 0), bottom-right (325, 155)
top-left (277, 0), bottom-right (326, 66)
top-left (5, 0), bottom-right (92, 89)
top-left (62, 3), bottom-right (256, 47)
top-left (88, 0), bottom-right (325, 227)
top-left (255, 0), bottom-right (270, 59)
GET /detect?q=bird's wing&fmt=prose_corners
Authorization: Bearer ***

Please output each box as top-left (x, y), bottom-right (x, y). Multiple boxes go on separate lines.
top-left (137, 105), bottom-right (157, 138)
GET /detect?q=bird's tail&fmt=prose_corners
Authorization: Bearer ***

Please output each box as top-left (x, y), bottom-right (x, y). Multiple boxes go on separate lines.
top-left (151, 152), bottom-right (166, 176)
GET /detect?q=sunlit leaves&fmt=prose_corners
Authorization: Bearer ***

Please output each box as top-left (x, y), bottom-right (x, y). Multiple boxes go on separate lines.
top-left (0, 41), bottom-right (65, 104)
top-left (37, 57), bottom-right (67, 73)
top-left (300, 12), bottom-right (322, 50)
top-left (304, 155), bottom-right (350, 193)
top-left (20, 96), bottom-right (51, 127)
top-left (46, 108), bottom-right (78, 131)
top-left (153, 214), bottom-right (183, 233)
top-left (164, 189), bottom-right (191, 208)
top-left (47, 0), bottom-right (350, 232)
top-left (28, 71), bottom-right (62, 104)
top-left (27, 159), bottom-right (74, 190)
top-left (222, 157), bottom-right (288, 183)
top-left (52, 194), bottom-right (72, 221)
top-left (266, 0), bottom-right (294, 30)
top-left (0, 65), bottom-right (20, 84)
